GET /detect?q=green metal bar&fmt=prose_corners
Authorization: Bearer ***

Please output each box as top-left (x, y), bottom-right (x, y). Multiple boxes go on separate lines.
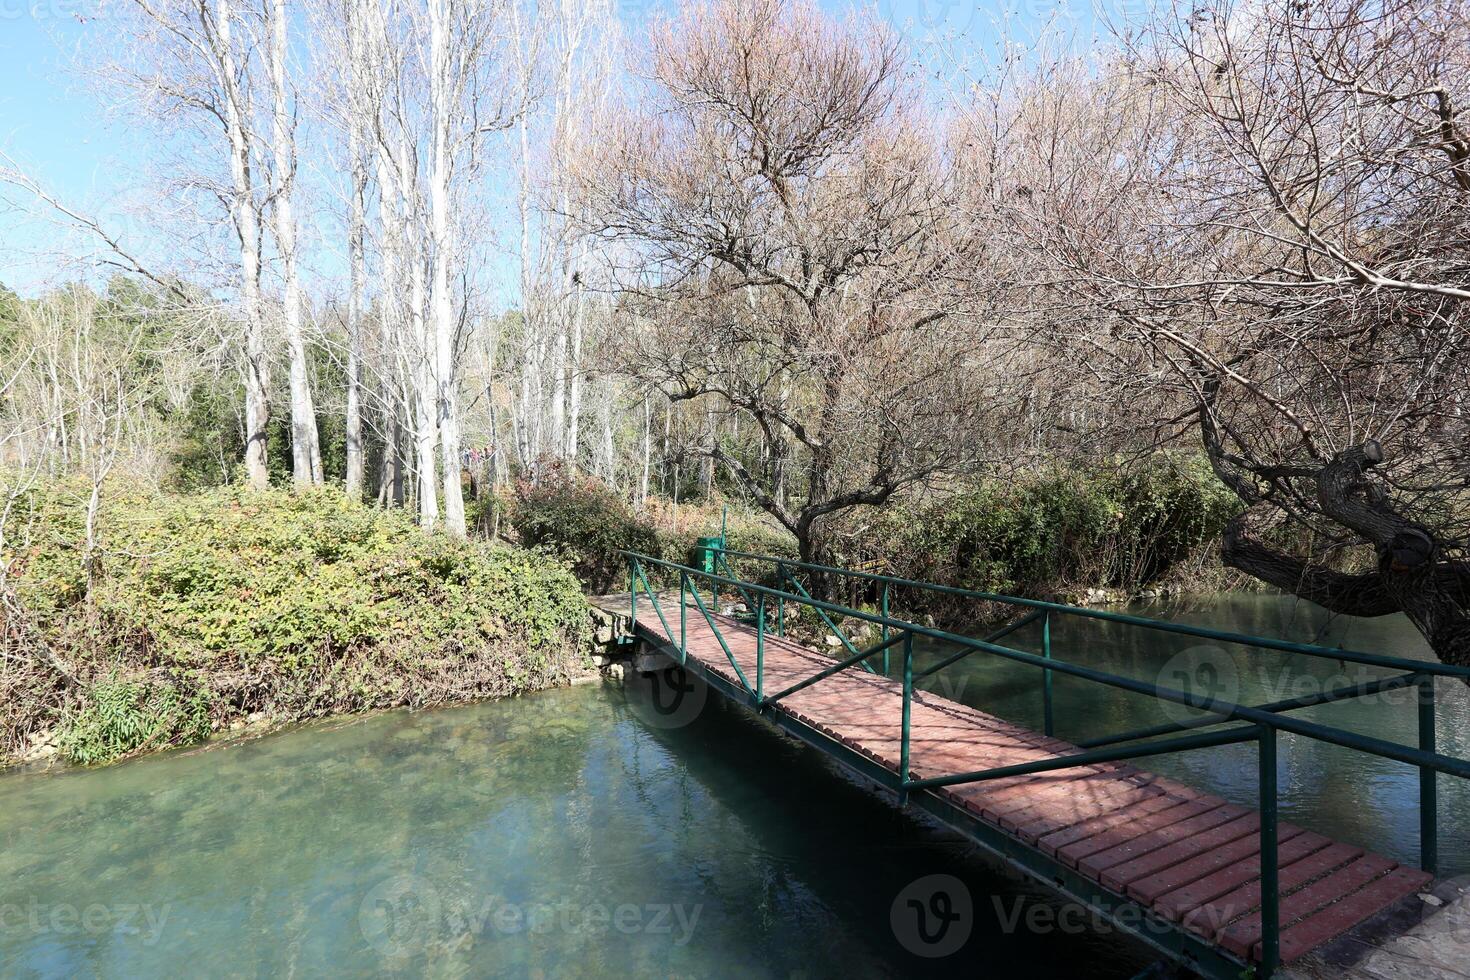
top-left (912, 610), bottom-right (1045, 681)
top-left (1076, 673), bottom-right (1420, 750)
top-left (1042, 611), bottom-right (1055, 737)
top-left (713, 548), bottom-right (1470, 682)
top-left (756, 594), bottom-right (765, 706)
top-left (689, 583), bottom-right (755, 696)
top-left (763, 631), bottom-right (907, 705)
top-left (679, 571), bottom-right (688, 663)
top-left (782, 566), bottom-right (876, 674)
top-left (629, 559), bottom-right (637, 632)
top-left (776, 563), bottom-right (785, 637)
top-left (1419, 674), bottom-right (1438, 875)
top-left (903, 724), bottom-right (1258, 792)
top-left (632, 562), bottom-right (677, 654)
top-left (1259, 725), bottom-right (1280, 978)
top-left (900, 632), bottom-right (913, 804)
top-left (715, 551), bottom-right (757, 615)
top-left (881, 582), bottom-right (891, 676)
top-left (620, 552), bottom-right (1470, 781)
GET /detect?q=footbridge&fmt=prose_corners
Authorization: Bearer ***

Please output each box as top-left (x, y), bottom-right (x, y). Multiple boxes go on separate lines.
top-left (592, 548), bottom-right (1470, 979)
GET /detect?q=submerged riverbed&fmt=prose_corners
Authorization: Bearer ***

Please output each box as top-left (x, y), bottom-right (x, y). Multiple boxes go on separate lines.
top-left (1, 593), bottom-right (1463, 977)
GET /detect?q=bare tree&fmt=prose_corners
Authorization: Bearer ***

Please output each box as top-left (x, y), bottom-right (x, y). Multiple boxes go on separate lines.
top-left (576, 0), bottom-right (995, 575)
top-left (995, 0), bottom-right (1470, 667)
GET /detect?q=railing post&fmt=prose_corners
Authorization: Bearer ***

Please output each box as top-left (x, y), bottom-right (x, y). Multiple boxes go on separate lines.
top-left (679, 571), bottom-right (688, 664)
top-left (899, 631), bottom-right (913, 804)
top-left (1041, 611), bottom-right (1055, 737)
top-left (1258, 725), bottom-right (1280, 979)
top-left (1418, 674), bottom-right (1438, 875)
top-left (756, 594), bottom-right (765, 707)
top-left (881, 581), bottom-right (891, 676)
top-left (776, 563), bottom-right (786, 636)
top-left (629, 557), bottom-right (637, 631)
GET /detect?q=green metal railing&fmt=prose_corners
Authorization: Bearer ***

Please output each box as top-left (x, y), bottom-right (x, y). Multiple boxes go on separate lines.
top-left (621, 548), bottom-right (1470, 978)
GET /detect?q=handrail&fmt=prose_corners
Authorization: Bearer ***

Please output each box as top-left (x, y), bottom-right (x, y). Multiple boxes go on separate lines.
top-left (714, 547), bottom-right (1470, 681)
top-left (621, 547), bottom-right (1464, 978)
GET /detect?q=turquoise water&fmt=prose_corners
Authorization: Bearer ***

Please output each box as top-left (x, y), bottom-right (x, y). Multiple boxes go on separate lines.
top-left (1, 592), bottom-right (1462, 978)
top-left (0, 684), bottom-right (1151, 978)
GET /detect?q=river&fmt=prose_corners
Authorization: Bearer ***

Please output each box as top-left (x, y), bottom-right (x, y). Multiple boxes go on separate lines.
top-left (0, 593), bottom-right (1463, 978)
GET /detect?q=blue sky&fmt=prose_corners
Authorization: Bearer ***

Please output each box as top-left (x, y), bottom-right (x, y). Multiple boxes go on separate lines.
top-left (0, 0), bottom-right (1092, 298)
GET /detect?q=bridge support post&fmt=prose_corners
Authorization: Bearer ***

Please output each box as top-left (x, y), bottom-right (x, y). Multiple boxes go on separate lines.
top-left (881, 583), bottom-right (891, 676)
top-left (1041, 611), bottom-right (1054, 737)
top-left (1419, 674), bottom-right (1438, 875)
top-left (756, 595), bottom-right (765, 708)
top-left (775, 564), bottom-right (785, 636)
top-left (679, 572), bottom-right (688, 664)
top-left (1259, 725), bottom-right (1280, 979)
top-left (899, 631), bottom-right (913, 806)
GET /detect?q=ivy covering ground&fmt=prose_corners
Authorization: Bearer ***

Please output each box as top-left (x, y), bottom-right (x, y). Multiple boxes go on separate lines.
top-left (2, 485), bottom-right (591, 766)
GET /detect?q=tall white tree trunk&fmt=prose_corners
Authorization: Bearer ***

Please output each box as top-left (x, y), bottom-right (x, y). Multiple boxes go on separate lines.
top-left (428, 0), bottom-right (465, 536)
top-left (343, 0), bottom-right (368, 498)
top-left (639, 393), bottom-right (650, 507)
top-left (214, 0), bottom-right (270, 490)
top-left (268, 0), bottom-right (324, 485)
top-left (515, 115), bottom-right (537, 471)
top-left (564, 240), bottom-right (586, 461)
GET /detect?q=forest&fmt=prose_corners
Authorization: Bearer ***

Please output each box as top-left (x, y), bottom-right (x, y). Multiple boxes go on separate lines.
top-left (1, 0), bottom-right (1468, 761)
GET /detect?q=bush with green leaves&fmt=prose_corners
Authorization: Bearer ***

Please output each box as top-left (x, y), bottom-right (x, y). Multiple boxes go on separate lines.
top-left (59, 678), bottom-right (212, 765)
top-left (834, 455), bottom-right (1240, 616)
top-left (511, 467), bottom-right (659, 592)
top-left (4, 483), bottom-right (592, 765)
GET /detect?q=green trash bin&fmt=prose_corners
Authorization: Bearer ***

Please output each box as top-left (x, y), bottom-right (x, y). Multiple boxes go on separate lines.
top-left (694, 536), bottom-right (723, 574)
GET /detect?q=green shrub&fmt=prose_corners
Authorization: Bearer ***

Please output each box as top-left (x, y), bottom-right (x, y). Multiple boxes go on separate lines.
top-left (511, 467), bottom-right (659, 592)
top-left (4, 482), bottom-right (593, 765)
top-left (59, 678), bottom-right (213, 765)
top-left (835, 454), bottom-right (1240, 615)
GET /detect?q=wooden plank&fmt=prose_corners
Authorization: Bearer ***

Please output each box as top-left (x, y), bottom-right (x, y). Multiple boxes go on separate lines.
top-left (1152, 834), bottom-right (1340, 922)
top-left (1101, 812), bottom-right (1266, 893)
top-left (1128, 822), bottom-right (1305, 910)
top-left (1271, 866), bottom-right (1433, 962)
top-left (1216, 853), bottom-right (1397, 958)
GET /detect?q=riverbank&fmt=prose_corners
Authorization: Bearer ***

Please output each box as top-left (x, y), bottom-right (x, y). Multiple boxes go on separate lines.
top-left (0, 484), bottom-right (593, 768)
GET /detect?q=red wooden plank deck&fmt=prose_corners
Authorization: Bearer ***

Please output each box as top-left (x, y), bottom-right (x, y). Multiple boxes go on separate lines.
top-left (619, 602), bottom-right (1433, 968)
